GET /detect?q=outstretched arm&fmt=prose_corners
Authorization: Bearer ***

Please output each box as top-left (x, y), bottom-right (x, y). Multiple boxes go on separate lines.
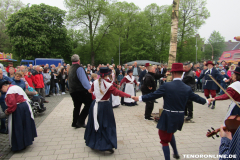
top-left (140, 84), bottom-right (165, 102)
top-left (189, 89), bottom-right (208, 105)
top-left (110, 86), bottom-right (131, 98)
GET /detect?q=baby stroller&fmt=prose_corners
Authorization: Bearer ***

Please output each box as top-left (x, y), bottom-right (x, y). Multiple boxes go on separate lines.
top-left (30, 96), bottom-right (46, 116)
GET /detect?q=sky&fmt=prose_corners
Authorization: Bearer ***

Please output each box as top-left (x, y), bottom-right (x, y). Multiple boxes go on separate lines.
top-left (21, 0), bottom-right (240, 42)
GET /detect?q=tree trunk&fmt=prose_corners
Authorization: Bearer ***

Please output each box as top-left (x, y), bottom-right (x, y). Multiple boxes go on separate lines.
top-left (89, 14), bottom-right (95, 65)
top-left (166, 0), bottom-right (180, 82)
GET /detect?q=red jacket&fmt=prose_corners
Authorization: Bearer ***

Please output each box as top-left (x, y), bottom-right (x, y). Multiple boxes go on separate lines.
top-left (24, 75), bottom-right (34, 88)
top-left (32, 72), bottom-right (44, 88)
top-left (6, 66), bottom-right (16, 73)
top-left (196, 70), bottom-right (201, 77)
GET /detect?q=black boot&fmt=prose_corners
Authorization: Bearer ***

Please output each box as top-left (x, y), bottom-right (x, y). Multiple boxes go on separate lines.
top-left (173, 154), bottom-right (180, 159)
top-left (211, 101), bottom-right (215, 109)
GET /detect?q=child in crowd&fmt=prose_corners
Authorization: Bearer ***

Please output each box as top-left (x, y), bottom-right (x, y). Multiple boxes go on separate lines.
top-left (219, 70), bottom-right (230, 95)
top-left (90, 73), bottom-right (97, 85)
top-left (90, 73), bottom-right (98, 99)
top-left (87, 70), bottom-right (91, 81)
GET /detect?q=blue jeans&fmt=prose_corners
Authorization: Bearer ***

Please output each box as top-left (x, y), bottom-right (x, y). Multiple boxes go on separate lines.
top-left (45, 84), bottom-right (50, 95)
top-left (0, 102), bottom-right (7, 130)
top-left (220, 83), bottom-right (227, 95)
top-left (52, 83), bottom-right (59, 94)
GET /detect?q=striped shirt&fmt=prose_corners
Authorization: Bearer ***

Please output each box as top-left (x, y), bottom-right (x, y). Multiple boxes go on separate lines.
top-left (219, 126), bottom-right (240, 160)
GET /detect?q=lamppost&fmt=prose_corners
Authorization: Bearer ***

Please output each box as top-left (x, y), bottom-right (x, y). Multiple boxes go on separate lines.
top-left (208, 42), bottom-right (214, 61)
top-left (195, 34), bottom-right (199, 63)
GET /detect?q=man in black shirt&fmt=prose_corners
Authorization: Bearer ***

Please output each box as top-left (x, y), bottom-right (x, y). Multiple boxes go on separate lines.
top-left (141, 66), bottom-right (164, 120)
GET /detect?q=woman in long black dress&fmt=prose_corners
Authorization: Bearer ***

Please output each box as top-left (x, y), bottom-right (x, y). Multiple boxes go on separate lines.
top-left (1, 80), bottom-right (37, 151)
top-left (84, 67), bottom-right (132, 153)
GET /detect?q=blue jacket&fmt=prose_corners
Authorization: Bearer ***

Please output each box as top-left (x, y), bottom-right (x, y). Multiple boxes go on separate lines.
top-left (142, 79), bottom-right (206, 133)
top-left (11, 78), bottom-right (26, 91)
top-left (221, 74), bottom-right (229, 83)
top-left (0, 75), bottom-right (13, 103)
top-left (117, 74), bottom-right (124, 83)
top-left (198, 68), bottom-right (224, 90)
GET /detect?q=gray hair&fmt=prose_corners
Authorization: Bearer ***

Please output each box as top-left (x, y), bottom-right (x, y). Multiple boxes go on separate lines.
top-left (71, 54), bottom-right (80, 62)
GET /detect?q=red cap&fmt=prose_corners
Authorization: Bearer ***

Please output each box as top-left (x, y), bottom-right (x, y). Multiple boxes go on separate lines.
top-left (145, 63), bottom-right (151, 67)
top-left (169, 63), bottom-right (184, 72)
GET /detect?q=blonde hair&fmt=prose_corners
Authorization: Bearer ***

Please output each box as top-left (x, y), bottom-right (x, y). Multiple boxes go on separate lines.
top-left (109, 74), bottom-right (113, 81)
top-left (98, 77), bottom-right (104, 95)
top-left (91, 73), bottom-right (97, 79)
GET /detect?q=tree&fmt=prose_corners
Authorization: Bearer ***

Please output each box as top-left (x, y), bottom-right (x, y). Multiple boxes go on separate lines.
top-left (204, 30), bottom-right (226, 60)
top-left (64, 0), bottom-right (113, 65)
top-left (0, 0), bottom-right (24, 53)
top-left (177, 0), bottom-right (210, 62)
top-left (6, 3), bottom-right (72, 60)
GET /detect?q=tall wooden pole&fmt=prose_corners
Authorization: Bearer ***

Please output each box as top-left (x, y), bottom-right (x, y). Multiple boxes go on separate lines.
top-left (166, 0), bottom-right (180, 82)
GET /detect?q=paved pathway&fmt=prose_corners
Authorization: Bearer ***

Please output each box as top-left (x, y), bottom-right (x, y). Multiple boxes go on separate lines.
top-left (7, 92), bottom-right (231, 160)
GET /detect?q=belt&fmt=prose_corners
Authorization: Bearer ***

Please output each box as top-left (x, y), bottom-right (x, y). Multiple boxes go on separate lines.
top-left (164, 109), bottom-right (184, 113)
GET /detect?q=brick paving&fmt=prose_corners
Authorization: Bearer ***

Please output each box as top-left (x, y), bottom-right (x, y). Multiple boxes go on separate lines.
top-left (2, 91), bottom-right (232, 160)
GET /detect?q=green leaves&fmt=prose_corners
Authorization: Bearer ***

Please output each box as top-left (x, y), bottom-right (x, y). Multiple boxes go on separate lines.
top-left (204, 30), bottom-right (226, 60)
top-left (6, 3), bottom-right (72, 62)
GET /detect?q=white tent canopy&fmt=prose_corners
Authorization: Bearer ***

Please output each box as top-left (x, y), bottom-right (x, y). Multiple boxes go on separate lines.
top-left (124, 60), bottom-right (161, 66)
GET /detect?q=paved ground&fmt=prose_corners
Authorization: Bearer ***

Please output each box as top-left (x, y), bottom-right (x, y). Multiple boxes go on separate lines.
top-left (3, 91), bottom-right (232, 160)
top-left (0, 94), bottom-right (68, 160)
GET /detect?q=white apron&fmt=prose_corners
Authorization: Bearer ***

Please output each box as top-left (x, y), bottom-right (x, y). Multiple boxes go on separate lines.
top-left (93, 79), bottom-right (112, 131)
top-left (6, 85), bottom-right (34, 147)
top-left (223, 81), bottom-right (240, 125)
top-left (124, 75), bottom-right (135, 103)
top-left (110, 81), bottom-right (120, 107)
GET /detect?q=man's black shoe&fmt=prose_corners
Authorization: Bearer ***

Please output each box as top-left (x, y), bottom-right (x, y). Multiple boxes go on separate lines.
top-left (154, 100), bottom-right (158, 103)
top-left (0, 129), bottom-right (8, 134)
top-left (76, 123), bottom-right (86, 128)
top-left (173, 154), bottom-right (180, 159)
top-left (185, 116), bottom-right (193, 121)
top-left (145, 117), bottom-right (154, 120)
top-left (106, 149), bottom-right (114, 153)
top-left (211, 105), bottom-right (215, 109)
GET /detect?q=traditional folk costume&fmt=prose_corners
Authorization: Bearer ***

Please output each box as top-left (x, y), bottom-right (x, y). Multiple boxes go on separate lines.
top-left (105, 78), bottom-right (120, 108)
top-left (84, 67), bottom-right (131, 153)
top-left (198, 61), bottom-right (226, 109)
top-left (214, 67), bottom-right (240, 124)
top-left (120, 70), bottom-right (139, 106)
top-left (2, 82), bottom-right (37, 151)
top-left (139, 63), bottom-right (208, 160)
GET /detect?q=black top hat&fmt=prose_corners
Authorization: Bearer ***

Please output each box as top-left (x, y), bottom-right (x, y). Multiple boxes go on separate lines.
top-left (97, 67), bottom-right (112, 77)
top-left (234, 67), bottom-right (240, 75)
top-left (0, 80), bottom-right (11, 89)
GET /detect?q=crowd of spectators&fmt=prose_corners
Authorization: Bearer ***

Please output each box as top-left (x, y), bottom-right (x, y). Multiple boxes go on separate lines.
top-left (0, 62), bottom-right (70, 134)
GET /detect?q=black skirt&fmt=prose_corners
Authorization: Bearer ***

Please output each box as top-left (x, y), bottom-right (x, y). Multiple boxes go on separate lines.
top-left (84, 100), bottom-right (117, 151)
top-left (11, 102), bottom-right (37, 151)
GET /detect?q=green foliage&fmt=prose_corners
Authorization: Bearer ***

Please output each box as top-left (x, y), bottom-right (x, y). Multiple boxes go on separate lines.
top-left (66, 0), bottom-right (210, 65)
top-left (177, 0), bottom-right (210, 62)
top-left (204, 30), bottom-right (226, 60)
top-left (0, 0), bottom-right (25, 56)
top-left (6, 3), bottom-right (72, 62)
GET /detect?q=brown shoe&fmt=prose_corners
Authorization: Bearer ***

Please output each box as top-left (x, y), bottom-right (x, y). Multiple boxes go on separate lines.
top-left (43, 100), bottom-right (49, 103)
